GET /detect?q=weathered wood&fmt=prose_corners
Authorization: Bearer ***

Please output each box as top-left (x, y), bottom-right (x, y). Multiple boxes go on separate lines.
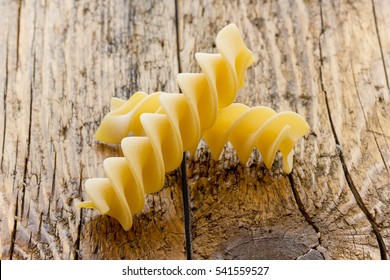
top-left (179, 0), bottom-right (389, 259)
top-left (316, 0), bottom-right (390, 259)
top-left (0, 0), bottom-right (184, 260)
top-left (1, 0), bottom-right (389, 260)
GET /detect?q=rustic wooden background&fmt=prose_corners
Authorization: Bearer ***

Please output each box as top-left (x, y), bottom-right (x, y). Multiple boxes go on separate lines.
top-left (1, 0), bottom-right (389, 260)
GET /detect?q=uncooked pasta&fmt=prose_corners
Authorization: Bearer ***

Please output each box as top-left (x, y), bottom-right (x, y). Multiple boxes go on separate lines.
top-left (79, 24), bottom-right (255, 230)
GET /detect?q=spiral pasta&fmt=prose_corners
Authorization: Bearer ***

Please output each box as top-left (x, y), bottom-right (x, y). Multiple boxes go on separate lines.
top-left (79, 24), bottom-right (255, 230)
top-left (202, 103), bottom-right (310, 174)
top-left (94, 23), bottom-right (254, 147)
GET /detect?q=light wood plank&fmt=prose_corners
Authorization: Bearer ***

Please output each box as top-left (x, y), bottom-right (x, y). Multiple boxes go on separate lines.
top-left (179, 0), bottom-right (389, 259)
top-left (1, 0), bottom-right (389, 260)
top-left (0, 0), bottom-right (184, 260)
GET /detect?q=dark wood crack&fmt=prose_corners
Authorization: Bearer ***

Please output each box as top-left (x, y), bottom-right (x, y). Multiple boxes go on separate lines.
top-left (288, 174), bottom-right (321, 245)
top-left (319, 0), bottom-right (388, 259)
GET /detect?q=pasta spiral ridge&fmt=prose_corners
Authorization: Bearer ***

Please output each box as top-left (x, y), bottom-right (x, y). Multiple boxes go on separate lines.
top-left (202, 103), bottom-right (310, 174)
top-left (79, 24), bottom-right (255, 230)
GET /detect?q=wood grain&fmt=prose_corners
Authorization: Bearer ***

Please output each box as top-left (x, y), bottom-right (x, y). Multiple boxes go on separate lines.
top-left (0, 0), bottom-right (184, 260)
top-left (1, 0), bottom-right (389, 260)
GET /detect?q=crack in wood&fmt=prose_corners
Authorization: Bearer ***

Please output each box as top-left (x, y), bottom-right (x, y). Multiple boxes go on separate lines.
top-left (180, 153), bottom-right (192, 260)
top-left (288, 174), bottom-right (321, 245)
top-left (175, 0), bottom-right (193, 260)
top-left (335, 143), bottom-right (388, 260)
top-left (50, 151), bottom-right (57, 202)
top-left (174, 0), bottom-right (182, 74)
top-left (20, 54), bottom-right (35, 218)
top-left (319, 0), bottom-right (388, 260)
top-left (9, 190), bottom-right (20, 260)
top-left (74, 165), bottom-right (84, 260)
top-left (1, 38), bottom-right (8, 171)
top-left (15, 0), bottom-right (22, 69)
top-left (37, 212), bottom-right (43, 241)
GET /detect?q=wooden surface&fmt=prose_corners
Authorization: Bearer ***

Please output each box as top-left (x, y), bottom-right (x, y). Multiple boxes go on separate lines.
top-left (0, 0), bottom-right (389, 260)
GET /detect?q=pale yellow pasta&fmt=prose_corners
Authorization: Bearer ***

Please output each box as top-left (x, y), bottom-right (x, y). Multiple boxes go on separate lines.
top-left (78, 24), bottom-right (255, 230)
top-left (94, 23), bottom-right (254, 146)
top-left (202, 103), bottom-right (310, 174)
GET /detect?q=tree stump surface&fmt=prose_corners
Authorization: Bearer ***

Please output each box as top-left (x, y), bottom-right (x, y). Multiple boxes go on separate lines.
top-left (1, 0), bottom-right (389, 260)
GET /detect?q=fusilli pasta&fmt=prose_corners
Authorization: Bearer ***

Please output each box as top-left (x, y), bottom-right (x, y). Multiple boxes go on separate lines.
top-left (203, 103), bottom-right (310, 174)
top-left (79, 24), bottom-right (255, 230)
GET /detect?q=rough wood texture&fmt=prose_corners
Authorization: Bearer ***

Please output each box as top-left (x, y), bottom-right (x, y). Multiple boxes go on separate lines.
top-left (1, 0), bottom-right (389, 260)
